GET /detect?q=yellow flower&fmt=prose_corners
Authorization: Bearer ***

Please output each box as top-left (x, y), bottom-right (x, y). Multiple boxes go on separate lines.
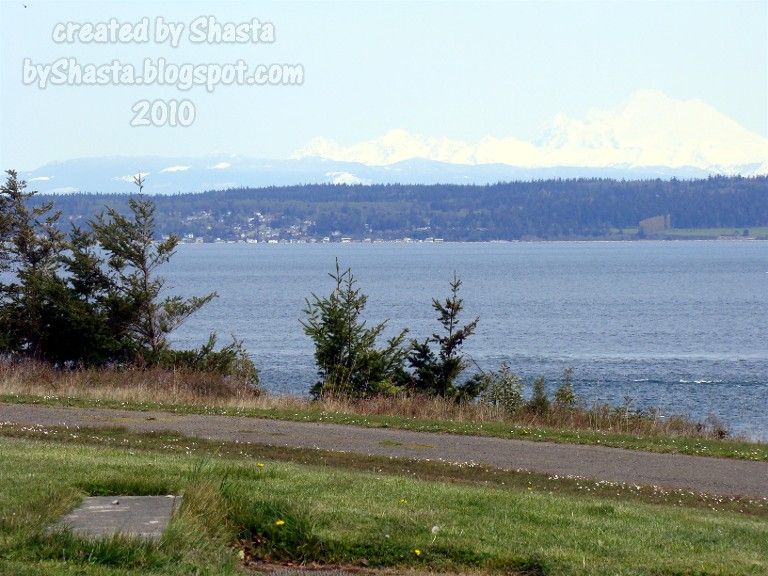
top-left (238, 549), bottom-right (245, 560)
top-left (275, 519), bottom-right (285, 526)
top-left (413, 549), bottom-right (422, 556)
top-left (257, 463), bottom-right (265, 468)
top-left (399, 498), bottom-right (407, 504)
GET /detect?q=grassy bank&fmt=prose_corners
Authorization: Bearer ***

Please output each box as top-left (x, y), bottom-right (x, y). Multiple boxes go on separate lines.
top-left (1, 361), bottom-right (765, 461)
top-left (0, 430), bottom-right (766, 575)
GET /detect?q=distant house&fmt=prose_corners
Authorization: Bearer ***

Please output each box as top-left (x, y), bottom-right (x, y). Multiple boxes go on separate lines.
top-left (639, 214), bottom-right (671, 235)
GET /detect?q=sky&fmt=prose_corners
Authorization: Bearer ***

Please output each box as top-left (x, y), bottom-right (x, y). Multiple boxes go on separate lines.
top-left (0, 0), bottom-right (766, 173)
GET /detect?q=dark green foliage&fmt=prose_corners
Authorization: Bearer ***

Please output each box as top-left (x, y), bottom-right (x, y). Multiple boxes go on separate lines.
top-left (156, 334), bottom-right (260, 390)
top-left (90, 175), bottom-right (217, 358)
top-left (554, 367), bottom-right (577, 410)
top-left (406, 273), bottom-right (483, 401)
top-left (302, 259), bottom-right (408, 398)
top-left (0, 170), bottom-right (123, 363)
top-left (0, 169), bottom-right (255, 386)
top-left (0, 170), bottom-right (70, 359)
top-left (28, 175), bottom-right (768, 241)
top-left (527, 376), bottom-right (550, 415)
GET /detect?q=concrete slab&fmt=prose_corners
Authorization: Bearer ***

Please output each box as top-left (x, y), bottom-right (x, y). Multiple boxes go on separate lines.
top-left (55, 495), bottom-right (182, 540)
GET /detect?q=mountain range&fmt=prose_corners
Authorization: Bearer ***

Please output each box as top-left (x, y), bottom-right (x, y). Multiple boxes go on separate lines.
top-left (13, 91), bottom-right (768, 194)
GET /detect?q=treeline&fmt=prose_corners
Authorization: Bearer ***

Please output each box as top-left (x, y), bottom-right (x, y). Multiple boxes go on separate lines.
top-left (32, 175), bottom-right (768, 240)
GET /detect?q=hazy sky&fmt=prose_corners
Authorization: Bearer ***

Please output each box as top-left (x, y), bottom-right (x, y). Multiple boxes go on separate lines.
top-left (1, 0), bottom-right (766, 171)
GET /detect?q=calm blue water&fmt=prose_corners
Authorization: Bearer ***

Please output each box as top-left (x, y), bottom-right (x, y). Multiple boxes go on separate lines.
top-left (165, 241), bottom-right (768, 440)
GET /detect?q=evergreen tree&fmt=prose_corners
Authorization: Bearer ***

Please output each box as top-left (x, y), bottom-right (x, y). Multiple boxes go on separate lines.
top-left (0, 170), bottom-right (69, 359)
top-left (55, 226), bottom-right (126, 364)
top-left (0, 169), bottom-right (256, 384)
top-left (90, 175), bottom-right (216, 359)
top-left (407, 273), bottom-right (483, 401)
top-left (302, 259), bottom-right (408, 398)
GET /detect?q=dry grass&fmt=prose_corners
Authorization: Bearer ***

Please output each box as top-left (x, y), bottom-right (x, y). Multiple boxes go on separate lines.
top-left (0, 359), bottom-right (258, 404)
top-left (298, 393), bottom-right (725, 438)
top-left (0, 360), bottom-right (727, 440)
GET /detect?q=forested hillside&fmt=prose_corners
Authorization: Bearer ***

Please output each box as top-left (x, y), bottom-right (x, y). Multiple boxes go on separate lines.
top-left (33, 175), bottom-right (768, 241)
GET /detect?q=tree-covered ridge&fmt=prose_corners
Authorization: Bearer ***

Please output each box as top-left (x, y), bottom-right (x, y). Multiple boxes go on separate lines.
top-left (33, 175), bottom-right (768, 241)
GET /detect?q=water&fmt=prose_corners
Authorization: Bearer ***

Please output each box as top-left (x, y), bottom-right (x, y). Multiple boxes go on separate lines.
top-left (165, 241), bottom-right (768, 440)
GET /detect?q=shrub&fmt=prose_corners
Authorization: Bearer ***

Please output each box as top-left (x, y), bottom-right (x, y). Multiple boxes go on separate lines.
top-left (527, 376), bottom-right (550, 415)
top-left (553, 367), bottom-right (577, 410)
top-left (481, 363), bottom-right (524, 415)
top-left (154, 334), bottom-right (261, 393)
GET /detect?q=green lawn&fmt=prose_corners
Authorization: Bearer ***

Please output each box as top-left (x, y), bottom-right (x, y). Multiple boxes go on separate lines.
top-left (0, 432), bottom-right (766, 575)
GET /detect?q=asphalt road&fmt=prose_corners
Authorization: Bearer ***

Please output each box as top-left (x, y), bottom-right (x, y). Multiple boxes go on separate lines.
top-left (1, 403), bottom-right (765, 497)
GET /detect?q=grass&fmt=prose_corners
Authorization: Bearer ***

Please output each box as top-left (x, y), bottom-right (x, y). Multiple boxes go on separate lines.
top-left (1, 360), bottom-right (765, 462)
top-left (0, 429), bottom-right (766, 575)
top-left (2, 392), bottom-right (765, 462)
top-left (1, 423), bottom-right (765, 518)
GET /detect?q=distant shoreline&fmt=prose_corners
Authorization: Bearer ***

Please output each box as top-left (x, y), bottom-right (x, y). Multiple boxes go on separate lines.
top-left (176, 236), bottom-right (768, 245)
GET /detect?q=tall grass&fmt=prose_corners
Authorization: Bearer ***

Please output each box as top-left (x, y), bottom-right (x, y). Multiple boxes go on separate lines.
top-left (0, 359), bottom-right (258, 402)
top-left (0, 360), bottom-right (730, 440)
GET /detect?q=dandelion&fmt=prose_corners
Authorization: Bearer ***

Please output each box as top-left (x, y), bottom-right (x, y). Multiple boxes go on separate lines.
top-left (413, 549), bottom-right (422, 556)
top-left (399, 498), bottom-right (407, 504)
top-left (257, 463), bottom-right (265, 468)
top-left (238, 550), bottom-right (245, 560)
top-left (275, 519), bottom-right (285, 526)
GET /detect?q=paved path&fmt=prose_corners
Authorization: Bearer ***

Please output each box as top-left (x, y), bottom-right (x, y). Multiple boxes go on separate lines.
top-left (1, 403), bottom-right (766, 497)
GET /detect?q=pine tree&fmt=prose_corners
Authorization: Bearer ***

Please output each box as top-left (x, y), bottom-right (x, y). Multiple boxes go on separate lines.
top-left (302, 259), bottom-right (408, 398)
top-left (407, 273), bottom-right (482, 400)
top-left (0, 170), bottom-right (68, 359)
top-left (90, 175), bottom-right (216, 359)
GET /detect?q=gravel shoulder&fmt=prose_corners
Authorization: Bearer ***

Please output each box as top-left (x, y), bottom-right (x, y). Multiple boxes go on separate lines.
top-left (1, 403), bottom-right (766, 497)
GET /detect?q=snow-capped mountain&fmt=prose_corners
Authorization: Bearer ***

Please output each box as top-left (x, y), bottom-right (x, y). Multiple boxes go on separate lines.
top-left (16, 155), bottom-right (741, 196)
top-left (296, 91), bottom-right (768, 173)
top-left (12, 90), bottom-right (767, 194)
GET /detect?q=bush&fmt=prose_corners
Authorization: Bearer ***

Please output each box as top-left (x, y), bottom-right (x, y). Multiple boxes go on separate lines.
top-left (154, 334), bottom-right (261, 393)
top-left (554, 367), bottom-right (577, 410)
top-left (527, 376), bottom-right (550, 415)
top-left (481, 363), bottom-right (524, 415)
